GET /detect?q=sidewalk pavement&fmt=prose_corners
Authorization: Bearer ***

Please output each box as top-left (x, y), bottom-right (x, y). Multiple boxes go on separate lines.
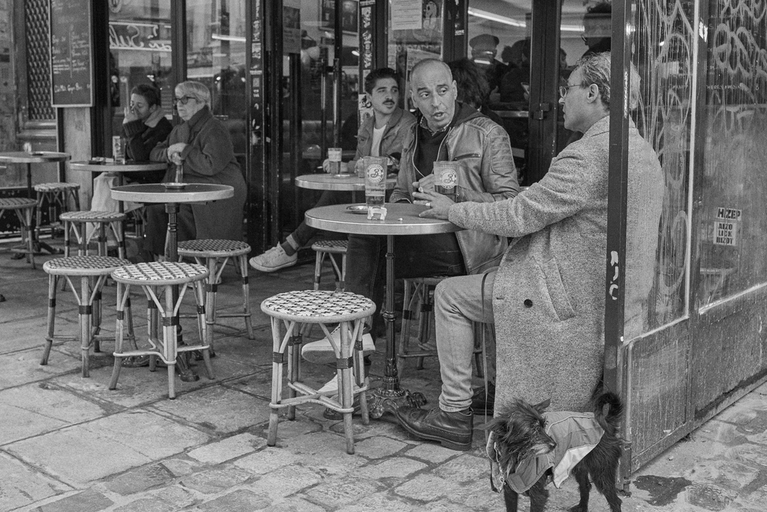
top-left (1, 237), bottom-right (767, 512)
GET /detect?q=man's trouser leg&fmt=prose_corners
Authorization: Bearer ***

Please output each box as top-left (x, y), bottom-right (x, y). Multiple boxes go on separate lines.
top-left (435, 272), bottom-right (495, 412)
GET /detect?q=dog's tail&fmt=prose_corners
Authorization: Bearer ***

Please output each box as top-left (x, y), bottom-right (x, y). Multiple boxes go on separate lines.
top-left (593, 391), bottom-right (623, 436)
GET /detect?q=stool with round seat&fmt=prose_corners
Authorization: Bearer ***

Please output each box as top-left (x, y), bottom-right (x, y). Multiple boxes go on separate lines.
top-left (34, 182), bottom-right (80, 239)
top-left (41, 255), bottom-right (132, 377)
top-left (60, 210), bottom-right (126, 259)
top-left (311, 239), bottom-right (347, 290)
top-left (261, 290), bottom-right (375, 454)
top-left (397, 276), bottom-right (487, 377)
top-left (177, 239), bottom-right (255, 351)
top-left (0, 197), bottom-right (38, 268)
top-left (109, 261), bottom-right (215, 399)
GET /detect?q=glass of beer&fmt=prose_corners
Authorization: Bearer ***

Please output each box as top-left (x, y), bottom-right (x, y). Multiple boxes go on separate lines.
top-left (327, 147), bottom-right (342, 174)
top-left (112, 136), bottom-right (127, 164)
top-left (364, 156), bottom-right (387, 206)
top-left (433, 161), bottom-right (459, 201)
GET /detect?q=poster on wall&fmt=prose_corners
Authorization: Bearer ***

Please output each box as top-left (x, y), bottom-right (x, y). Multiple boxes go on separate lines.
top-left (283, 0), bottom-right (301, 54)
top-left (391, 0), bottom-right (422, 31)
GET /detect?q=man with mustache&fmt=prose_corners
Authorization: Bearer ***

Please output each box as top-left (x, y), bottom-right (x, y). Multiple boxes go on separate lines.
top-left (249, 67), bottom-right (415, 272)
top-left (303, 59), bottom-right (519, 365)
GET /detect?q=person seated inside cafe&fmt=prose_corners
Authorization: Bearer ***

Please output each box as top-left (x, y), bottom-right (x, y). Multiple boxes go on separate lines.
top-left (394, 52), bottom-right (664, 452)
top-left (88, 83), bottom-right (173, 240)
top-left (302, 59), bottom-right (519, 367)
top-left (248, 67), bottom-right (416, 273)
top-left (143, 80), bottom-right (246, 259)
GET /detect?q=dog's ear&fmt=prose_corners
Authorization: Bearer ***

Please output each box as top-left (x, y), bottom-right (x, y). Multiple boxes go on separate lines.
top-left (533, 399), bottom-right (550, 412)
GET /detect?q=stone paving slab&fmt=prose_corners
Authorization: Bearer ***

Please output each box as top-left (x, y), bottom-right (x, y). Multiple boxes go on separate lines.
top-left (6, 409), bottom-right (211, 487)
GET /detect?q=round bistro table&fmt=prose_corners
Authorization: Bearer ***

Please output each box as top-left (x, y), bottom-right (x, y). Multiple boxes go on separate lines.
top-left (305, 202), bottom-right (462, 418)
top-left (111, 183), bottom-right (234, 381)
top-left (295, 173), bottom-right (396, 192)
top-left (0, 151), bottom-right (71, 255)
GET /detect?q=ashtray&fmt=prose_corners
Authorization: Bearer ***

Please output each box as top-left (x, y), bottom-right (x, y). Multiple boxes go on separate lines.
top-left (32, 152), bottom-right (46, 156)
top-left (332, 173), bottom-right (354, 179)
top-left (346, 205), bottom-right (368, 215)
top-left (163, 182), bottom-right (187, 190)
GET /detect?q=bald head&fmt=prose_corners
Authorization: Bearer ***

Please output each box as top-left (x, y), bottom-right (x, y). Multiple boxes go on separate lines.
top-left (410, 59), bottom-right (458, 132)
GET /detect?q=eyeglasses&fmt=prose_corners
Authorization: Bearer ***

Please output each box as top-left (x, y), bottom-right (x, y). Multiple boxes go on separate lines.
top-left (174, 95), bottom-right (196, 105)
top-left (559, 84), bottom-right (582, 98)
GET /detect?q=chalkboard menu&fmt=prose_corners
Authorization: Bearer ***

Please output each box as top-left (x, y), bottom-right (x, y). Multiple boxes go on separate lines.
top-left (49, 0), bottom-right (93, 107)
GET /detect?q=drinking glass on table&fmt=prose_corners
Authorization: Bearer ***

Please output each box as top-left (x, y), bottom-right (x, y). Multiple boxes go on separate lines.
top-left (433, 161), bottom-right (459, 201)
top-left (363, 156), bottom-right (387, 219)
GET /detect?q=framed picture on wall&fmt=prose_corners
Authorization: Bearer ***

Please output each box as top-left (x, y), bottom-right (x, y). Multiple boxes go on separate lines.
top-left (320, 0), bottom-right (358, 34)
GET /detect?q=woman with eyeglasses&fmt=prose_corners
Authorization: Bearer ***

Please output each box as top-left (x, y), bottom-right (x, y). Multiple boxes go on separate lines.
top-left (144, 80), bottom-right (247, 258)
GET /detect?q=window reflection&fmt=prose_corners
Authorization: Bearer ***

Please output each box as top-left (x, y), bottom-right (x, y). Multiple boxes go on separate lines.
top-left (186, 0), bottom-right (248, 165)
top-left (108, 0), bottom-right (173, 137)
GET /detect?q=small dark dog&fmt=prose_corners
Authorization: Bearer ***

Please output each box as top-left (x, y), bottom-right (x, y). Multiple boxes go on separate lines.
top-left (485, 392), bottom-right (623, 512)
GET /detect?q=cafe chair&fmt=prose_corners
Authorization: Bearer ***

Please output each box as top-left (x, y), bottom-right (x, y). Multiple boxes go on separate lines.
top-left (311, 239), bottom-right (348, 291)
top-left (109, 262), bottom-right (214, 400)
top-left (261, 290), bottom-right (375, 454)
top-left (40, 255), bottom-right (132, 378)
top-left (0, 197), bottom-right (38, 268)
top-left (60, 210), bottom-right (126, 259)
top-left (177, 239), bottom-right (255, 352)
top-left (398, 277), bottom-right (487, 378)
top-left (34, 182), bottom-right (80, 239)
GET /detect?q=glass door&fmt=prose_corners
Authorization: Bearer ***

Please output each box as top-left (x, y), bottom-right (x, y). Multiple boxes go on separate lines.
top-left (278, 0), bottom-right (360, 239)
top-left (186, 0), bottom-right (249, 170)
top-left (465, 0), bottom-right (610, 185)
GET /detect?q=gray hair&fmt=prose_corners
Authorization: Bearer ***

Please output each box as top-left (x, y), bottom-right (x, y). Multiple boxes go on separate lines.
top-left (573, 52), bottom-right (641, 110)
top-left (176, 80), bottom-right (211, 107)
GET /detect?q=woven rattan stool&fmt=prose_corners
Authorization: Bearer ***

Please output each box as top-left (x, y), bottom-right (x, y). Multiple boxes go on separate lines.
top-left (0, 197), bottom-right (38, 268)
top-left (34, 182), bottom-right (80, 239)
top-left (109, 262), bottom-right (214, 399)
top-left (397, 277), bottom-right (486, 378)
top-left (177, 239), bottom-right (255, 351)
top-left (41, 255), bottom-right (132, 377)
top-left (60, 210), bottom-right (126, 259)
top-left (311, 239), bottom-right (347, 290)
top-left (261, 290), bottom-right (375, 454)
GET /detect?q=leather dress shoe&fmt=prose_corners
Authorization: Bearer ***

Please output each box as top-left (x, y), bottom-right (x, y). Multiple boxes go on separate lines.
top-left (471, 382), bottom-right (495, 415)
top-left (395, 406), bottom-right (473, 451)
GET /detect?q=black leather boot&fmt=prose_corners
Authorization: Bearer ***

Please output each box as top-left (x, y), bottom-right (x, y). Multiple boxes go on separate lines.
top-left (395, 406), bottom-right (473, 451)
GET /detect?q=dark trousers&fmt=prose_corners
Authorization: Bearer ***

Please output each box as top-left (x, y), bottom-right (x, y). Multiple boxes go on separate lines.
top-left (346, 232), bottom-right (465, 337)
top-left (292, 190), bottom-right (353, 247)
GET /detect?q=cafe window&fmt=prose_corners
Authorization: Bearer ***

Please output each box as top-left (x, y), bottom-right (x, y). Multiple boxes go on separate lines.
top-left (108, 0), bottom-right (174, 136)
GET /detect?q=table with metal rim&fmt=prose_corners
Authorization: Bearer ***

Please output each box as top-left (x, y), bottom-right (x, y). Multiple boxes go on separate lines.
top-left (305, 202), bottom-right (462, 418)
top-left (111, 183), bottom-right (234, 261)
top-left (111, 183), bottom-right (234, 381)
top-left (295, 173), bottom-right (397, 192)
top-left (0, 151), bottom-right (71, 255)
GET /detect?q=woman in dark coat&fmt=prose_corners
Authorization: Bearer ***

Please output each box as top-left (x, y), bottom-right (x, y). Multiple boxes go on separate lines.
top-left (145, 80), bottom-right (247, 257)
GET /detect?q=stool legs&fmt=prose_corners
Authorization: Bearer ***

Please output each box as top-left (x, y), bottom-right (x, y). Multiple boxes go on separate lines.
top-left (111, 281), bottom-right (213, 399)
top-left (267, 318), bottom-right (367, 454)
top-left (41, 275), bottom-right (58, 365)
top-left (267, 317), bottom-right (292, 446)
top-left (237, 254), bottom-right (255, 339)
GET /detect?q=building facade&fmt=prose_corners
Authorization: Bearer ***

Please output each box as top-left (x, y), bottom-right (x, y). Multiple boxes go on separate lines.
top-left (2, 0), bottom-right (767, 480)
